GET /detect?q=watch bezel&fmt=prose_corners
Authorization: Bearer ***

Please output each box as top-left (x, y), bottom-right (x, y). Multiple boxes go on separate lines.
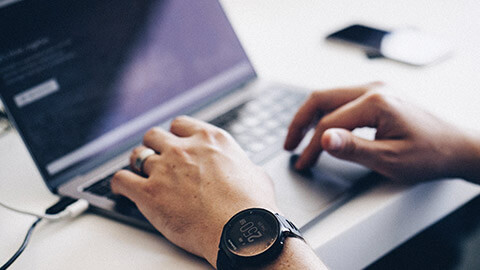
top-left (219, 208), bottom-right (286, 267)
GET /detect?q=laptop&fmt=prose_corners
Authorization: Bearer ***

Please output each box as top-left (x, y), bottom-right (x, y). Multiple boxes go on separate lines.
top-left (0, 0), bottom-right (371, 231)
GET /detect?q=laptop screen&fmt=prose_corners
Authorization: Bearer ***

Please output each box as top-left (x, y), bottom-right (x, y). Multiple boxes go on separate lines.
top-left (0, 0), bottom-right (255, 187)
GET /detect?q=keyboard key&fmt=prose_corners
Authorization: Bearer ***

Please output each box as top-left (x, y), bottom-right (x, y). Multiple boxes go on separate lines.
top-left (84, 165), bottom-right (131, 197)
top-left (264, 135), bottom-right (278, 145)
top-left (264, 119), bottom-right (281, 130)
top-left (251, 127), bottom-right (268, 137)
top-left (244, 100), bottom-right (262, 112)
top-left (241, 117), bottom-right (261, 127)
top-left (279, 113), bottom-right (293, 124)
top-left (209, 87), bottom-right (305, 163)
top-left (230, 123), bottom-right (246, 134)
top-left (248, 142), bottom-right (267, 153)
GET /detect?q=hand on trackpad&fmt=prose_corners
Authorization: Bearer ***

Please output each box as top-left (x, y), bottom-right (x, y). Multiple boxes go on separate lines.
top-left (289, 153), bottom-right (370, 187)
top-left (289, 154), bottom-right (315, 178)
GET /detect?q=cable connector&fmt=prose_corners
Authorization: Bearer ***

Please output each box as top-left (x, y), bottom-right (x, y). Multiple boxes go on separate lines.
top-left (44, 197), bottom-right (89, 220)
top-left (63, 199), bottom-right (89, 218)
top-left (0, 197), bottom-right (89, 221)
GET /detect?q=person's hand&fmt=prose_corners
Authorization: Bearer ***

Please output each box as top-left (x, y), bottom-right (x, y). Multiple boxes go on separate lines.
top-left (285, 83), bottom-right (480, 183)
top-left (111, 116), bottom-right (278, 267)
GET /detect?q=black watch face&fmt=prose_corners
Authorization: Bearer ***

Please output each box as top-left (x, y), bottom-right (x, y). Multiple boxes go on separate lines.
top-left (223, 209), bottom-right (279, 257)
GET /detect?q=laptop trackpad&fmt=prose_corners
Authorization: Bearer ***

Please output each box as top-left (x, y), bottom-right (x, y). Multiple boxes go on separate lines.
top-left (263, 151), bottom-right (371, 228)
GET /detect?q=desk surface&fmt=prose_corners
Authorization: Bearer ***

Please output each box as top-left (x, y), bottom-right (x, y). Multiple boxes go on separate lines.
top-left (1, 0), bottom-right (480, 269)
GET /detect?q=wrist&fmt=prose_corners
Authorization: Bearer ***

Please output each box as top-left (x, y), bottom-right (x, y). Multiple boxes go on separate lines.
top-left (201, 210), bottom-right (239, 267)
top-left (450, 131), bottom-right (480, 182)
top-left (461, 132), bottom-right (480, 182)
top-left (202, 205), bottom-right (280, 267)
top-left (258, 237), bottom-right (327, 270)
top-left (215, 208), bottom-right (310, 270)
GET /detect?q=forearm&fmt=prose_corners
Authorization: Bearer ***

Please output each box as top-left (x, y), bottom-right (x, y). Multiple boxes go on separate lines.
top-left (248, 238), bottom-right (328, 270)
top-left (456, 131), bottom-right (480, 184)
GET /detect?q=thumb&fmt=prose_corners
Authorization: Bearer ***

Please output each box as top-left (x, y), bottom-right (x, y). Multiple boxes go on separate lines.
top-left (321, 128), bottom-right (385, 167)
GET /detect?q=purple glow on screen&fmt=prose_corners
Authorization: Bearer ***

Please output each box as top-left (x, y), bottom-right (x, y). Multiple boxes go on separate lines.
top-left (97, 0), bottom-right (252, 135)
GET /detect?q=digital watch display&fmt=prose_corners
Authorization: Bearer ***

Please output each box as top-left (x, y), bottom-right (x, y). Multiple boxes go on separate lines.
top-left (217, 208), bottom-right (303, 270)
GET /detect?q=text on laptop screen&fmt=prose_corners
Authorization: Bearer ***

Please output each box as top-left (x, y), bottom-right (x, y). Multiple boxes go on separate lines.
top-left (0, 0), bottom-right (255, 183)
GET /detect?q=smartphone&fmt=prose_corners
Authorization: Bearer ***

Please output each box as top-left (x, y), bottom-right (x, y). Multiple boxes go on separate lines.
top-left (326, 24), bottom-right (389, 53)
top-left (326, 24), bottom-right (453, 66)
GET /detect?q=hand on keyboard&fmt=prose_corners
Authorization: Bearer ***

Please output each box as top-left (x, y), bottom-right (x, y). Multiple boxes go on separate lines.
top-left (110, 116), bottom-right (280, 267)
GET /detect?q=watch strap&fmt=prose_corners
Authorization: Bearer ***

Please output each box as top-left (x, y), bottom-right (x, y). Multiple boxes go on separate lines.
top-left (216, 248), bottom-right (234, 270)
top-left (276, 214), bottom-right (304, 240)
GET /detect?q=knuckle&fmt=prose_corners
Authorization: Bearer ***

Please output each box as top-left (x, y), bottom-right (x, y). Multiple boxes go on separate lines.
top-left (360, 81), bottom-right (385, 92)
top-left (212, 128), bottom-right (230, 141)
top-left (132, 147), bottom-right (141, 155)
top-left (113, 170), bottom-right (128, 180)
top-left (131, 147), bottom-right (143, 159)
top-left (310, 90), bottom-right (323, 100)
top-left (198, 128), bottom-right (212, 139)
top-left (141, 181), bottom-right (158, 198)
top-left (168, 145), bottom-right (188, 157)
top-left (143, 155), bottom-right (159, 169)
top-left (365, 91), bottom-right (389, 106)
top-left (378, 147), bottom-right (401, 171)
top-left (315, 118), bottom-right (328, 131)
top-left (111, 170), bottom-right (128, 186)
top-left (342, 136), bottom-right (357, 155)
top-left (198, 127), bottom-right (226, 140)
top-left (144, 127), bottom-right (162, 141)
top-left (203, 144), bottom-right (222, 155)
top-left (197, 127), bottom-right (229, 142)
top-left (305, 92), bottom-right (322, 107)
top-left (171, 116), bottom-right (187, 127)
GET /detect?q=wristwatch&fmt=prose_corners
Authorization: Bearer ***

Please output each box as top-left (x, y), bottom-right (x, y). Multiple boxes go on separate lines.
top-left (216, 208), bottom-right (304, 270)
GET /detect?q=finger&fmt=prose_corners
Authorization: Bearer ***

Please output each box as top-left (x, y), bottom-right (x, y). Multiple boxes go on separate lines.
top-left (294, 92), bottom-right (382, 169)
top-left (130, 146), bottom-right (161, 176)
top-left (170, 115), bottom-right (217, 137)
top-left (321, 128), bottom-right (395, 170)
top-left (143, 127), bottom-right (177, 153)
top-left (284, 82), bottom-right (382, 151)
top-left (111, 170), bottom-right (147, 202)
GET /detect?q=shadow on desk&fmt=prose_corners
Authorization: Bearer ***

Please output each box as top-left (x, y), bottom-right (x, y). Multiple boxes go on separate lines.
top-left (367, 194), bottom-right (480, 270)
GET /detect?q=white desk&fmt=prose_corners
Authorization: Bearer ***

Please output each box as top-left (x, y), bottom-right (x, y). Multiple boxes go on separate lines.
top-left (1, 0), bottom-right (480, 269)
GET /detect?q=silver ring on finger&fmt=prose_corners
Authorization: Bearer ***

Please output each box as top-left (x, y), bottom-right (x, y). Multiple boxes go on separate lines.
top-left (134, 148), bottom-right (156, 175)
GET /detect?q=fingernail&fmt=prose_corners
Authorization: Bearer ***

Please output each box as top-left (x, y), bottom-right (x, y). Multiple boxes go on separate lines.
top-left (327, 131), bottom-right (343, 151)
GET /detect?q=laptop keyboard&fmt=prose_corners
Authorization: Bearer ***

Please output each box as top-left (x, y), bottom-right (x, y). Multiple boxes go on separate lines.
top-left (209, 87), bottom-right (306, 164)
top-left (83, 165), bottom-right (131, 199)
top-left (84, 87), bottom-right (306, 199)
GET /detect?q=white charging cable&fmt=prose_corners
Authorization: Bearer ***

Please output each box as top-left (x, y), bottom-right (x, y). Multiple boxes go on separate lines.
top-left (0, 199), bottom-right (89, 221)
top-left (0, 198), bottom-right (89, 269)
